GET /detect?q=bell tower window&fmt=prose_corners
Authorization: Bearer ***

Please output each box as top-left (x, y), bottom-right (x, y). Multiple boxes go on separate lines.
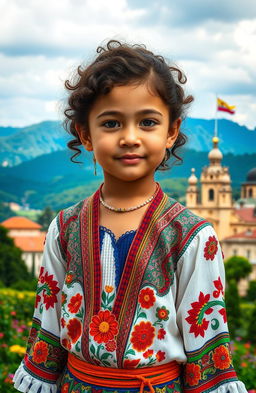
top-left (209, 189), bottom-right (214, 201)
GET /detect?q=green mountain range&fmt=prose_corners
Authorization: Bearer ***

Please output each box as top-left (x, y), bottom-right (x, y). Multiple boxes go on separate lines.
top-left (0, 118), bottom-right (255, 167)
top-left (0, 118), bottom-right (255, 210)
top-left (0, 147), bottom-right (255, 210)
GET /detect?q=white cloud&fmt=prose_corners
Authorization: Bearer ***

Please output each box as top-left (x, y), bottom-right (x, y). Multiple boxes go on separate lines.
top-left (0, 0), bottom-right (255, 130)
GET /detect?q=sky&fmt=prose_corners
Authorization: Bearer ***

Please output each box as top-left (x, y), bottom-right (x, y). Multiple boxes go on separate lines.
top-left (0, 0), bottom-right (256, 129)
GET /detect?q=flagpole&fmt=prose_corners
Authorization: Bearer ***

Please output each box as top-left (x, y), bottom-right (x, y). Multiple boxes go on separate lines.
top-left (214, 94), bottom-right (218, 139)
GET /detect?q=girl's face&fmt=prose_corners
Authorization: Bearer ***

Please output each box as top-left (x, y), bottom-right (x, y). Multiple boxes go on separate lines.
top-left (78, 83), bottom-right (181, 185)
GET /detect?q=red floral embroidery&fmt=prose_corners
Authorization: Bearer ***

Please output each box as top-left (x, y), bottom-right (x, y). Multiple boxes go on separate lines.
top-left (185, 292), bottom-right (213, 338)
top-left (157, 328), bottom-right (166, 340)
top-left (131, 321), bottom-right (155, 352)
top-left (138, 288), bottom-right (156, 309)
top-left (65, 273), bottom-right (74, 284)
top-left (35, 295), bottom-right (41, 308)
top-left (213, 277), bottom-right (224, 298)
top-left (143, 349), bottom-right (154, 358)
top-left (156, 350), bottom-right (166, 362)
top-left (61, 338), bottom-right (72, 350)
top-left (39, 266), bottom-right (45, 283)
top-left (61, 383), bottom-right (70, 393)
top-left (105, 340), bottom-right (117, 352)
top-left (201, 354), bottom-right (210, 365)
top-left (219, 307), bottom-right (227, 323)
top-left (41, 270), bottom-right (60, 310)
top-left (61, 317), bottom-right (66, 328)
top-left (156, 306), bottom-right (169, 321)
top-left (32, 341), bottom-right (49, 363)
top-left (89, 310), bottom-right (118, 344)
top-left (67, 318), bottom-right (82, 343)
top-left (204, 236), bottom-right (218, 260)
top-left (123, 359), bottom-right (140, 368)
top-left (185, 363), bottom-right (201, 386)
top-left (68, 294), bottom-right (82, 314)
top-left (212, 345), bottom-right (231, 369)
top-left (62, 292), bottom-right (67, 305)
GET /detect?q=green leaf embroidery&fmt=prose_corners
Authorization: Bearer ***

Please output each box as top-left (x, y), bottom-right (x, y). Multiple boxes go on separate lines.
top-left (90, 344), bottom-right (95, 355)
top-left (202, 367), bottom-right (216, 380)
top-left (101, 352), bottom-right (113, 360)
top-left (211, 318), bottom-right (219, 330)
top-left (108, 294), bottom-right (115, 303)
top-left (75, 341), bottom-right (80, 352)
top-left (102, 360), bottom-right (111, 366)
top-left (102, 291), bottom-right (107, 303)
top-left (125, 348), bottom-right (136, 356)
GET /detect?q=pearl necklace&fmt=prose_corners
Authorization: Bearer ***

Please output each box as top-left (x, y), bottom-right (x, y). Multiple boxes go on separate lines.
top-left (100, 184), bottom-right (158, 213)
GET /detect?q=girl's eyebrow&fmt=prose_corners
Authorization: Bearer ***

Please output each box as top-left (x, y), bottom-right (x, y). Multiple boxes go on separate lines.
top-left (96, 109), bottom-right (163, 119)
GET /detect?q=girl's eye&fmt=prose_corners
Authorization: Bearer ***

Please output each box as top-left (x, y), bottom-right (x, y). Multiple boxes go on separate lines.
top-left (140, 119), bottom-right (158, 127)
top-left (102, 120), bottom-right (120, 128)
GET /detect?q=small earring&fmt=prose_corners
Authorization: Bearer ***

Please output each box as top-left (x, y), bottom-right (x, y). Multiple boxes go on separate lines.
top-left (93, 154), bottom-right (97, 176)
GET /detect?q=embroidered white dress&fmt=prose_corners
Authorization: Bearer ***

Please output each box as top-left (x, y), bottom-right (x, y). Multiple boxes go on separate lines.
top-left (14, 188), bottom-right (248, 393)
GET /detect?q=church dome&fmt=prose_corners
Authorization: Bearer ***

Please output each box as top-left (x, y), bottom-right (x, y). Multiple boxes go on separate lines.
top-left (208, 147), bottom-right (223, 161)
top-left (246, 168), bottom-right (256, 183)
top-left (221, 168), bottom-right (231, 183)
top-left (208, 137), bottom-right (223, 163)
top-left (188, 168), bottom-right (198, 185)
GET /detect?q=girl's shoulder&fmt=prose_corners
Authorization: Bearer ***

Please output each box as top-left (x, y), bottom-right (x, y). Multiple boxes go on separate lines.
top-left (164, 195), bottom-right (214, 252)
top-left (166, 195), bottom-right (210, 226)
top-left (56, 195), bottom-right (92, 233)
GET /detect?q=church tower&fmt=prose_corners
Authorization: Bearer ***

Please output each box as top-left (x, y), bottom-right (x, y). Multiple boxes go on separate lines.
top-left (186, 168), bottom-right (199, 208)
top-left (186, 136), bottom-right (233, 240)
top-left (201, 136), bottom-right (232, 209)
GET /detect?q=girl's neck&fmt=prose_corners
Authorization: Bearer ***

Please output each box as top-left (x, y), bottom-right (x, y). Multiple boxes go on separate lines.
top-left (101, 177), bottom-right (157, 206)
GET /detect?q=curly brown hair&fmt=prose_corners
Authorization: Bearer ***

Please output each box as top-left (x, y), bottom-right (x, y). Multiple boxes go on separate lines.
top-left (63, 40), bottom-right (193, 170)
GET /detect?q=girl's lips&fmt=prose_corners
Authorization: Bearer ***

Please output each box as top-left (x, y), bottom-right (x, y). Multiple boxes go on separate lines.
top-left (118, 155), bottom-right (144, 165)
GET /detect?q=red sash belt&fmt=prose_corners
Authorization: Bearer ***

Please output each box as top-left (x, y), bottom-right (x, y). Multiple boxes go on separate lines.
top-left (68, 353), bottom-right (181, 393)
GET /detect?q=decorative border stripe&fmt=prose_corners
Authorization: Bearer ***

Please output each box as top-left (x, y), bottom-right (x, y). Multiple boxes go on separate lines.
top-left (92, 189), bottom-right (101, 314)
top-left (31, 317), bottom-right (63, 347)
top-left (187, 332), bottom-right (230, 362)
top-left (185, 371), bottom-right (237, 393)
top-left (23, 354), bottom-right (58, 383)
top-left (81, 196), bottom-right (95, 362)
top-left (113, 187), bottom-right (165, 318)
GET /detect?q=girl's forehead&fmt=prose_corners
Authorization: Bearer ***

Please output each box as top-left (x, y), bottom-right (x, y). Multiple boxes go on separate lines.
top-left (90, 83), bottom-right (168, 115)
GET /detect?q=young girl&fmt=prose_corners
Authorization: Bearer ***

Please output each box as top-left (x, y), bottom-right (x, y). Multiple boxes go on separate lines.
top-left (14, 40), bottom-right (247, 393)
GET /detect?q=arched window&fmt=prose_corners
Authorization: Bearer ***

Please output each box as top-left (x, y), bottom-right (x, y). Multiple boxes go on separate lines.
top-left (209, 189), bottom-right (214, 201)
top-left (249, 188), bottom-right (253, 198)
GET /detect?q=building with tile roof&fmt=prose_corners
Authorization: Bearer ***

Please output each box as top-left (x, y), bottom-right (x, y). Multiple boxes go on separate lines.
top-left (0, 216), bottom-right (46, 276)
top-left (186, 138), bottom-right (256, 293)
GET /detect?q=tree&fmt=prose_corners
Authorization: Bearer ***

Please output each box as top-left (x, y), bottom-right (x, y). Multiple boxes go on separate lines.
top-left (0, 225), bottom-right (29, 287)
top-left (247, 304), bottom-right (256, 343)
top-left (247, 280), bottom-right (256, 302)
top-left (37, 206), bottom-right (55, 231)
top-left (224, 255), bottom-right (252, 283)
top-left (0, 202), bottom-right (16, 222)
top-left (225, 279), bottom-right (241, 339)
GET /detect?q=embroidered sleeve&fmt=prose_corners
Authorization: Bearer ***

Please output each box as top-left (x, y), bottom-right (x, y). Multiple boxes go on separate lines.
top-left (13, 217), bottom-right (68, 393)
top-left (176, 225), bottom-right (247, 393)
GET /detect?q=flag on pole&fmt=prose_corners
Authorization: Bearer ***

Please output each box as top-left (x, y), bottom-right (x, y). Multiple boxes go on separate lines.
top-left (217, 98), bottom-right (235, 114)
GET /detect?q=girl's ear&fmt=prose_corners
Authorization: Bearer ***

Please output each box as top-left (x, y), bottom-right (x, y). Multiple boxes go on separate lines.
top-left (75, 123), bottom-right (93, 151)
top-left (166, 117), bottom-right (181, 148)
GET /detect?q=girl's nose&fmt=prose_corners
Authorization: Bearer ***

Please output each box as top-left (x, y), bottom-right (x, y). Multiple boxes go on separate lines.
top-left (119, 125), bottom-right (141, 147)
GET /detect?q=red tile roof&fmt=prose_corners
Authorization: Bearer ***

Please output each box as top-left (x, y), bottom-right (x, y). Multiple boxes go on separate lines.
top-left (1, 216), bottom-right (42, 229)
top-left (235, 208), bottom-right (256, 223)
top-left (224, 229), bottom-right (256, 240)
top-left (14, 235), bottom-right (46, 252)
